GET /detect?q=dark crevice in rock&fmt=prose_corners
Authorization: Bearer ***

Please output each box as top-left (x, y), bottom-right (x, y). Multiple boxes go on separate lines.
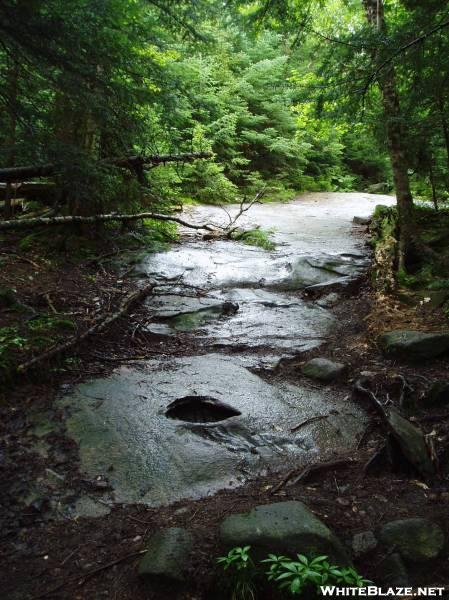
top-left (165, 396), bottom-right (241, 423)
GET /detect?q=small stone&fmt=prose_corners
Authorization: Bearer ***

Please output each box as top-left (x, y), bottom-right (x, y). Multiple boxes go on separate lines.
top-left (352, 531), bottom-right (377, 557)
top-left (380, 518), bottom-right (445, 562)
top-left (302, 358), bottom-right (347, 382)
top-left (138, 528), bottom-right (193, 583)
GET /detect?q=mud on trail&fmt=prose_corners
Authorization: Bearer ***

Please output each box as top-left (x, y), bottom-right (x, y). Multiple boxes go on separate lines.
top-left (1, 192), bottom-right (449, 599)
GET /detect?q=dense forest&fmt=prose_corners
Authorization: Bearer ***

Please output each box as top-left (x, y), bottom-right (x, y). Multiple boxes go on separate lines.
top-left (2, 2), bottom-right (449, 599)
top-left (1, 0), bottom-right (448, 262)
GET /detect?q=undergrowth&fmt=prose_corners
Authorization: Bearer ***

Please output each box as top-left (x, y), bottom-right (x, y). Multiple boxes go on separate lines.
top-left (217, 547), bottom-right (371, 598)
top-left (233, 228), bottom-right (276, 251)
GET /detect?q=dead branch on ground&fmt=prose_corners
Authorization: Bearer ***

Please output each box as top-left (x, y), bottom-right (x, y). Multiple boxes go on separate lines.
top-left (17, 281), bottom-right (155, 374)
top-left (0, 210), bottom-right (217, 232)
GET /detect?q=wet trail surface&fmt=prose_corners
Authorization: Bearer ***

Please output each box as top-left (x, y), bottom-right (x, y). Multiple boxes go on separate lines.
top-left (58, 192), bottom-right (394, 509)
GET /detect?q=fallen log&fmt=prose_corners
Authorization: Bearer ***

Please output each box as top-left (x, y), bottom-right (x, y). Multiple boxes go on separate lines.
top-left (0, 163), bottom-right (56, 182)
top-left (0, 152), bottom-right (213, 182)
top-left (0, 210), bottom-right (217, 231)
top-left (17, 281), bottom-right (155, 374)
top-left (110, 151), bottom-right (212, 169)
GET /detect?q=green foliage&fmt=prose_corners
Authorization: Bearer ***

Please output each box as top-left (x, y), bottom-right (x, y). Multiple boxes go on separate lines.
top-left (0, 327), bottom-right (26, 374)
top-left (217, 547), bottom-right (371, 598)
top-left (217, 546), bottom-right (256, 600)
top-left (0, 0), bottom-right (392, 224)
top-left (371, 205), bottom-right (398, 240)
top-left (1, 0), bottom-right (448, 247)
top-left (263, 553), bottom-right (371, 596)
top-left (25, 316), bottom-right (77, 350)
top-left (26, 316), bottom-right (76, 333)
top-left (234, 228), bottom-right (276, 251)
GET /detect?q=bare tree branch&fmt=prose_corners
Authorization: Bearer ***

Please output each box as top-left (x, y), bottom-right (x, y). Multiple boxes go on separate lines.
top-left (0, 210), bottom-right (217, 231)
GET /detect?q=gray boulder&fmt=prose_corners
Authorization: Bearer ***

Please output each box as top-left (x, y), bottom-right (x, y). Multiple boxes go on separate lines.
top-left (425, 381), bottom-right (449, 407)
top-left (302, 358), bottom-right (346, 382)
top-left (220, 501), bottom-right (349, 564)
top-left (380, 330), bottom-right (449, 360)
top-left (353, 216), bottom-right (371, 225)
top-left (138, 528), bottom-right (194, 582)
top-left (380, 518), bottom-right (445, 563)
top-left (386, 408), bottom-right (435, 479)
top-left (366, 182), bottom-right (390, 194)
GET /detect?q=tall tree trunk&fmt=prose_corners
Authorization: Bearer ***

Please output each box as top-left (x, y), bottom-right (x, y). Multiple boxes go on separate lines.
top-left (363, 0), bottom-right (418, 270)
top-left (429, 158), bottom-right (438, 210)
top-left (437, 96), bottom-right (449, 175)
top-left (4, 56), bottom-right (19, 220)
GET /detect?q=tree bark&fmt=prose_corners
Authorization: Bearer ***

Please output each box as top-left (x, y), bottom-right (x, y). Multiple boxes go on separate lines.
top-left (437, 96), bottom-right (449, 175)
top-left (363, 0), bottom-right (418, 270)
top-left (0, 153), bottom-right (213, 183)
top-left (0, 210), bottom-right (216, 232)
top-left (429, 159), bottom-right (438, 210)
top-left (3, 55), bottom-right (19, 219)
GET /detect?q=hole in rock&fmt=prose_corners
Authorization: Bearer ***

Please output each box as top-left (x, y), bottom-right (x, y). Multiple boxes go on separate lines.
top-left (166, 396), bottom-right (241, 423)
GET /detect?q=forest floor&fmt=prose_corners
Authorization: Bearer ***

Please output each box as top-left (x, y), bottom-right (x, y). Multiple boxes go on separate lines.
top-left (1, 221), bottom-right (449, 599)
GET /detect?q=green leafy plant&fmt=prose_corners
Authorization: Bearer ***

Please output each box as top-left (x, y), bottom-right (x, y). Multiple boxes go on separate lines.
top-left (0, 327), bottom-right (27, 375)
top-left (217, 546), bottom-right (257, 600)
top-left (262, 553), bottom-right (371, 596)
top-left (234, 228), bottom-right (276, 251)
top-left (217, 547), bottom-right (371, 598)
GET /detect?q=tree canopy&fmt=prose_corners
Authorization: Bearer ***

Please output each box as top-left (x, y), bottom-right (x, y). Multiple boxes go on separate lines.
top-left (1, 0), bottom-right (448, 266)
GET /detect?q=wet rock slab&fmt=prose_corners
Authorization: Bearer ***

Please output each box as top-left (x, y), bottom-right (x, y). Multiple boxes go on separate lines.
top-left (148, 288), bottom-right (336, 353)
top-left (60, 354), bottom-right (366, 505)
top-left (56, 194), bottom-right (395, 508)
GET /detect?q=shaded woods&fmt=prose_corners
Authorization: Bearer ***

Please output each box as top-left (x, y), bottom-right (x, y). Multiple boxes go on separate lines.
top-left (1, 2), bottom-right (449, 600)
